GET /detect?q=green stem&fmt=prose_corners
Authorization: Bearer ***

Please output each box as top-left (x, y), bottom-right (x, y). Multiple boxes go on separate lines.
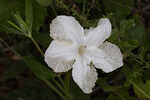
top-left (28, 36), bottom-right (72, 99)
top-left (30, 37), bottom-right (44, 57)
top-left (53, 79), bottom-right (71, 100)
top-left (51, 0), bottom-right (57, 16)
top-left (53, 79), bottom-right (65, 92)
top-left (58, 77), bottom-right (65, 86)
top-left (0, 37), bottom-right (70, 100)
top-left (43, 79), bottom-right (67, 100)
top-left (64, 72), bottom-right (71, 92)
top-left (64, 72), bottom-right (72, 100)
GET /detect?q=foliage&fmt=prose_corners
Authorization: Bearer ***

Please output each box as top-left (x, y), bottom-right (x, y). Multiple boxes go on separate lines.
top-left (0, 0), bottom-right (150, 100)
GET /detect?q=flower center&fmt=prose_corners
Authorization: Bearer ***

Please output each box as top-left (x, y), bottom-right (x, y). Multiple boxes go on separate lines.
top-left (78, 45), bottom-right (87, 56)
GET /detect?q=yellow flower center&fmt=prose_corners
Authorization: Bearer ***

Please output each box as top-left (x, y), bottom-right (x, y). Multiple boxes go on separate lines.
top-left (78, 45), bottom-right (87, 56)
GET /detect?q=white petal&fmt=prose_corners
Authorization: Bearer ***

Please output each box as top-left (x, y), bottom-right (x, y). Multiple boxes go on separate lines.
top-left (99, 42), bottom-right (123, 71)
top-left (44, 40), bottom-right (77, 72)
top-left (72, 58), bottom-right (98, 93)
top-left (87, 42), bottom-right (123, 73)
top-left (85, 18), bottom-right (112, 47)
top-left (84, 27), bottom-right (94, 36)
top-left (50, 15), bottom-right (84, 44)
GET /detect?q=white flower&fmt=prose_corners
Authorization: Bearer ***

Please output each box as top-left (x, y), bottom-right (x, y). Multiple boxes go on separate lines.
top-left (44, 15), bottom-right (123, 94)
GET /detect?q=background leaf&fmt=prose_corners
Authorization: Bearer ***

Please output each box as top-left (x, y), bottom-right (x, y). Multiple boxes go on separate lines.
top-left (35, 0), bottom-right (52, 7)
top-left (70, 81), bottom-right (91, 100)
top-left (132, 80), bottom-right (150, 99)
top-left (102, 0), bottom-right (134, 20)
top-left (23, 56), bottom-right (55, 80)
top-left (25, 0), bottom-right (33, 32)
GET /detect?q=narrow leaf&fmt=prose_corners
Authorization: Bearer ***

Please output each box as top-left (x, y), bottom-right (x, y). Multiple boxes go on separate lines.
top-left (97, 78), bottom-right (122, 92)
top-left (14, 13), bottom-right (28, 33)
top-left (70, 81), bottom-right (90, 100)
top-left (25, 0), bottom-right (33, 32)
top-left (35, 0), bottom-right (52, 7)
top-left (8, 21), bottom-right (23, 32)
top-left (23, 56), bottom-right (56, 80)
top-left (131, 80), bottom-right (150, 99)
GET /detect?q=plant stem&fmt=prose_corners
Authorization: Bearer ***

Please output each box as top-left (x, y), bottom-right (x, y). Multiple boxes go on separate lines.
top-left (0, 37), bottom-right (69, 100)
top-left (51, 0), bottom-right (57, 16)
top-left (64, 72), bottom-right (72, 100)
top-left (30, 37), bottom-right (44, 57)
top-left (53, 79), bottom-right (71, 100)
top-left (28, 36), bottom-right (72, 99)
top-left (53, 79), bottom-right (65, 92)
top-left (64, 72), bottom-right (71, 92)
top-left (29, 36), bottom-right (71, 99)
top-left (43, 79), bottom-right (68, 100)
top-left (58, 77), bottom-right (65, 86)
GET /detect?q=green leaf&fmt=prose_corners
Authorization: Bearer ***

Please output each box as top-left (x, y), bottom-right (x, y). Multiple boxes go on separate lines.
top-left (7, 78), bottom-right (53, 100)
top-left (32, 3), bottom-right (47, 33)
top-left (97, 78), bottom-right (122, 92)
top-left (70, 81), bottom-right (91, 100)
top-left (132, 80), bottom-right (150, 99)
top-left (35, 0), bottom-right (52, 7)
top-left (0, 24), bottom-right (22, 35)
top-left (106, 90), bottom-right (135, 100)
top-left (120, 19), bottom-right (145, 44)
top-left (106, 94), bottom-right (116, 100)
top-left (74, 0), bottom-right (83, 3)
top-left (103, 0), bottom-right (134, 20)
top-left (14, 13), bottom-right (29, 33)
top-left (0, 0), bottom-right (25, 33)
top-left (0, 0), bottom-right (24, 23)
top-left (25, 0), bottom-right (33, 32)
top-left (23, 56), bottom-right (55, 80)
top-left (7, 0), bottom-right (47, 35)
top-left (8, 21), bottom-right (23, 32)
top-left (111, 18), bottom-right (146, 54)
top-left (34, 32), bottom-right (51, 48)
top-left (115, 89), bottom-right (135, 100)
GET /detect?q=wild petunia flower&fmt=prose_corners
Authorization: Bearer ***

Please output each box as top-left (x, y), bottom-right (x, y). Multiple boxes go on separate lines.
top-left (44, 15), bottom-right (123, 94)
